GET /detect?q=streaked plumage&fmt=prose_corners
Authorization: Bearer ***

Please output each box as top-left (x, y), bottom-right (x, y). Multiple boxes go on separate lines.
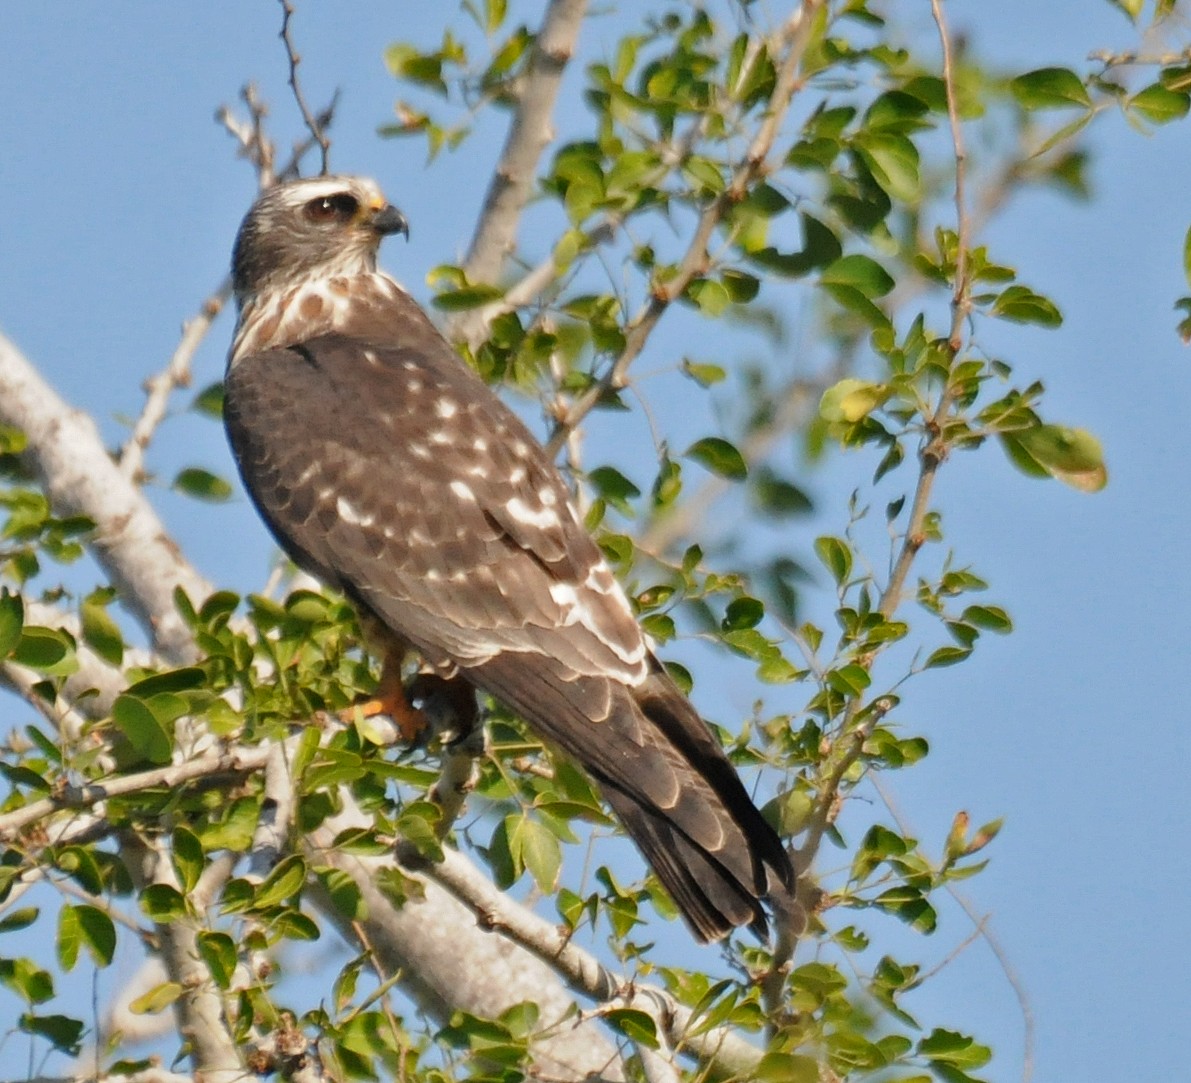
top-left (223, 175), bottom-right (794, 940)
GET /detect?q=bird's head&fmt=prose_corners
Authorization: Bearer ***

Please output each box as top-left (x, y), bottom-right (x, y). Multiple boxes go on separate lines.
top-left (231, 175), bottom-right (408, 305)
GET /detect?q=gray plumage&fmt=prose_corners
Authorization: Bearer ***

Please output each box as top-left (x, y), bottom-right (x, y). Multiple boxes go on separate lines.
top-left (223, 175), bottom-right (794, 941)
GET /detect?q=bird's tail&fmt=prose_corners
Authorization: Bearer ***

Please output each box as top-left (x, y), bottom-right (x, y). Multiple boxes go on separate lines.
top-left (610, 666), bottom-right (795, 941)
top-left (472, 652), bottom-right (795, 942)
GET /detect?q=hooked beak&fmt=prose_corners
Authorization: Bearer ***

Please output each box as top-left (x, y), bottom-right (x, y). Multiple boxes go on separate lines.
top-left (369, 203), bottom-right (409, 239)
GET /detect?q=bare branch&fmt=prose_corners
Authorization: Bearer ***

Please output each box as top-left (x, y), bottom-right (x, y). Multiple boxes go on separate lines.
top-left (405, 845), bottom-right (767, 1077)
top-left (120, 285), bottom-right (230, 483)
top-left (0, 330), bottom-right (210, 662)
top-left (877, 0), bottom-right (972, 619)
top-left (128, 86), bottom-right (341, 486)
top-left (545, 1), bottom-right (825, 457)
top-left (460, 0), bottom-right (589, 288)
top-left (309, 811), bottom-right (627, 1082)
top-left (0, 745), bottom-right (269, 842)
top-left (125, 834), bottom-right (243, 1081)
top-left (797, 0), bottom-right (979, 902)
top-left (247, 739), bottom-right (297, 877)
top-left (8, 1073), bottom-right (193, 1083)
top-left (277, 0), bottom-right (333, 175)
top-left (218, 83), bottom-right (279, 186)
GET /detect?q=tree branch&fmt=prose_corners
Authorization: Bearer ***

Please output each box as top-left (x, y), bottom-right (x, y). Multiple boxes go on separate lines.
top-left (309, 811), bottom-right (627, 1082)
top-left (0, 745), bottom-right (269, 842)
top-left (404, 845), bottom-right (768, 1077)
top-left (119, 286), bottom-right (229, 483)
top-left (460, 0), bottom-right (589, 288)
top-left (0, 330), bottom-right (211, 662)
top-left (125, 834), bottom-right (243, 1082)
top-left (796, 0), bottom-right (978, 887)
top-left (544, 0), bottom-right (825, 457)
top-left (277, 0), bottom-right (334, 175)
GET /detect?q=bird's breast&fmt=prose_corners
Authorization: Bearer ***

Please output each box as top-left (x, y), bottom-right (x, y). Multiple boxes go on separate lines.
top-left (229, 273), bottom-right (410, 365)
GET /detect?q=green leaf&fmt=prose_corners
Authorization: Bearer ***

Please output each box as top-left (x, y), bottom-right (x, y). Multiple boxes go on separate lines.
top-left (0, 957), bottom-right (54, 1004)
top-left (254, 855), bottom-right (307, 909)
top-left (814, 536), bottom-right (852, 584)
top-left (826, 664), bottom-right (871, 696)
top-left (112, 693), bottom-right (172, 765)
top-left (752, 467), bottom-right (812, 519)
top-left (685, 437), bottom-right (747, 480)
top-left (854, 130), bottom-right (920, 201)
top-left (1010, 67), bottom-right (1091, 110)
top-left (918, 1028), bottom-right (993, 1069)
top-left (128, 981), bottom-right (185, 1015)
top-left (317, 867), bottom-right (367, 920)
top-left (1129, 84), bottom-right (1189, 124)
top-left (682, 359), bottom-right (727, 387)
top-left (962, 605), bottom-right (1012, 633)
top-left (77, 912), bottom-right (114, 973)
top-left (139, 884), bottom-right (188, 923)
top-left (0, 907), bottom-right (38, 934)
top-left (172, 467), bottom-right (233, 503)
top-left (603, 1007), bottom-right (658, 1049)
top-left (755, 1050), bottom-right (820, 1081)
top-left (57, 904), bottom-right (82, 972)
top-left (587, 466), bottom-right (641, 516)
top-left (924, 645), bottom-right (971, 669)
top-left (685, 278), bottom-right (732, 317)
top-left (820, 378), bottom-right (892, 423)
top-left (62, 904), bottom-right (116, 968)
top-left (1000, 424), bottom-right (1107, 491)
top-left (721, 268), bottom-right (760, 303)
top-left (12, 627), bottom-right (75, 674)
top-left (196, 931), bottom-right (237, 989)
top-left (126, 666), bottom-right (206, 698)
top-left (509, 815), bottom-right (561, 893)
top-left (0, 588), bottom-right (24, 657)
top-left (19, 1012), bottom-right (83, 1054)
top-left (431, 283), bottom-right (504, 311)
top-left (990, 285), bottom-right (1062, 327)
top-left (722, 597), bottom-right (764, 631)
top-left (172, 826), bottom-right (204, 894)
top-left (821, 254), bottom-right (895, 298)
top-left (81, 593), bottom-right (124, 665)
top-left (191, 381), bottom-right (225, 418)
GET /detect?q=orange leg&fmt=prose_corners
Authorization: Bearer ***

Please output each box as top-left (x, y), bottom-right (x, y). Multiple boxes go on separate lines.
top-left (341, 643), bottom-right (429, 742)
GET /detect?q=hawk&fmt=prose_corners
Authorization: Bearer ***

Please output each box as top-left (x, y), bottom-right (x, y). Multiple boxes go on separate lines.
top-left (223, 175), bottom-right (794, 941)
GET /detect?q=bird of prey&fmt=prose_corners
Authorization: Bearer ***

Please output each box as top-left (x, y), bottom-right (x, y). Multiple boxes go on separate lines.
top-left (223, 174), bottom-right (794, 941)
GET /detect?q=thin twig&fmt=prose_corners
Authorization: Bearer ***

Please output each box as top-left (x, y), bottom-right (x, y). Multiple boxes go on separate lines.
top-left (871, 775), bottom-right (1035, 1083)
top-left (427, 726), bottom-right (485, 839)
top-left (277, 0), bottom-right (333, 174)
top-left (123, 87), bottom-right (341, 481)
top-left (795, 0), bottom-right (978, 913)
top-left (119, 286), bottom-right (229, 482)
top-left (544, 1), bottom-right (824, 457)
top-left (0, 746), bottom-right (270, 841)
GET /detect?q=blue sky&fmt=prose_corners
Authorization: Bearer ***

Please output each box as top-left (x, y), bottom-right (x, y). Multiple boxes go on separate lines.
top-left (2, 3), bottom-right (1189, 1081)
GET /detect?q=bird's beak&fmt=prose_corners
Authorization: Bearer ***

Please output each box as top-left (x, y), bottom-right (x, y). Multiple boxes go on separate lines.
top-left (368, 203), bottom-right (409, 240)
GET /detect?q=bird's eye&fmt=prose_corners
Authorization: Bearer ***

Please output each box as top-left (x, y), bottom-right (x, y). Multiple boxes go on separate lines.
top-left (304, 193), bottom-right (359, 224)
